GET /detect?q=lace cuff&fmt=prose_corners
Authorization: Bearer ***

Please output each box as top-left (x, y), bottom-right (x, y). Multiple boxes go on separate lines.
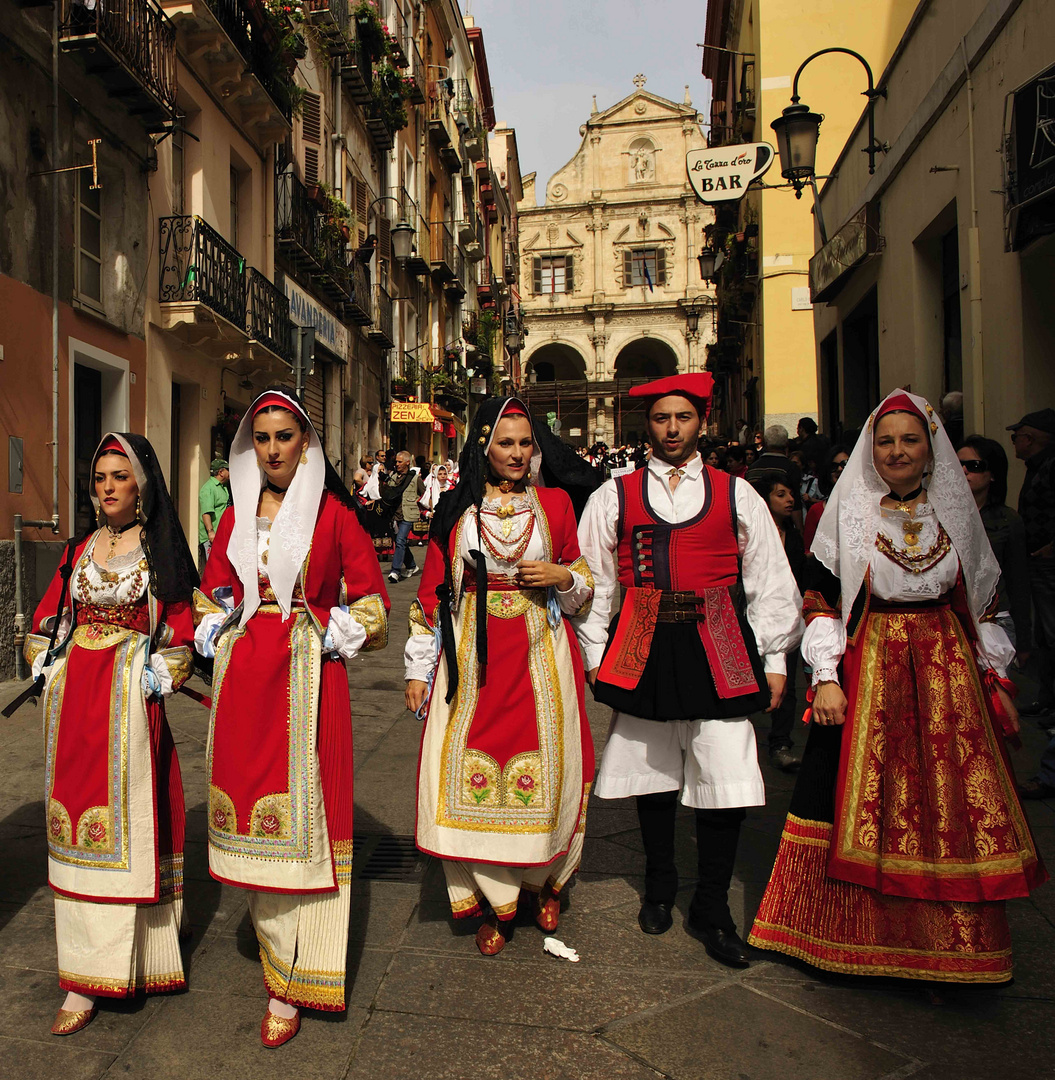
top-left (404, 631), bottom-right (438, 683)
top-left (325, 607), bottom-right (368, 661)
top-left (811, 666), bottom-right (841, 688)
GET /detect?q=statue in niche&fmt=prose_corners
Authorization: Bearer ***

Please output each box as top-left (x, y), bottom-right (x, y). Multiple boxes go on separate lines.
top-left (629, 138), bottom-right (655, 184)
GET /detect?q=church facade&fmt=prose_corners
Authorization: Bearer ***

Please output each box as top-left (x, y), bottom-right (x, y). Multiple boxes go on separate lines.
top-left (517, 76), bottom-right (716, 447)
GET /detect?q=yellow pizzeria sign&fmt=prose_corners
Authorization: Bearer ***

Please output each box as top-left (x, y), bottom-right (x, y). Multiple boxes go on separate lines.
top-left (390, 401), bottom-right (434, 423)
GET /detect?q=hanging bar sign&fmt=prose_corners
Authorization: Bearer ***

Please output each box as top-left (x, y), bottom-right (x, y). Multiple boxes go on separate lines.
top-left (686, 143), bottom-right (775, 203)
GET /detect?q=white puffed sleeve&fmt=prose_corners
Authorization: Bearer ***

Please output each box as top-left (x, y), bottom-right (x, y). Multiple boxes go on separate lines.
top-left (801, 616), bottom-right (847, 686)
top-left (325, 606), bottom-right (369, 661)
top-left (572, 482), bottom-right (620, 672)
top-left (975, 621), bottom-right (1015, 679)
top-left (142, 653), bottom-right (175, 698)
top-left (556, 567), bottom-right (593, 615)
top-left (404, 629), bottom-right (439, 683)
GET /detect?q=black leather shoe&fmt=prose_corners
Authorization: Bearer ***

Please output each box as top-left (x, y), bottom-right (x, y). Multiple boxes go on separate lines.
top-left (1019, 700), bottom-right (1054, 717)
top-left (638, 900), bottom-right (673, 935)
top-left (688, 919), bottom-right (751, 967)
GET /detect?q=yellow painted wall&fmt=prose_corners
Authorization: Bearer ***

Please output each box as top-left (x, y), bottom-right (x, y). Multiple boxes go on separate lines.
top-left (738, 0), bottom-right (916, 426)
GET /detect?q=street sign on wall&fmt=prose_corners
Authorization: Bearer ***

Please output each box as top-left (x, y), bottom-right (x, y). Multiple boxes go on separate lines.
top-left (686, 143), bottom-right (775, 203)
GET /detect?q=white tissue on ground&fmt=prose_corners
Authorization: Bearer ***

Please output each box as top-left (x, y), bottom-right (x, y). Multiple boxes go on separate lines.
top-left (543, 936), bottom-right (580, 962)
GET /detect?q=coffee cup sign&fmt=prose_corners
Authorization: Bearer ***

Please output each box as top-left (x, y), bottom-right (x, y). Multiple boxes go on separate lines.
top-left (686, 143), bottom-right (775, 203)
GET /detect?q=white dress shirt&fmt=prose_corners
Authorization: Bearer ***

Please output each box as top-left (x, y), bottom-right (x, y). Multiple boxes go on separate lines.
top-left (574, 453), bottom-right (803, 675)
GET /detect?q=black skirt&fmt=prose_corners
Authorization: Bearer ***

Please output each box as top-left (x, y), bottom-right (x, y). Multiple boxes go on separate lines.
top-left (591, 612), bottom-right (771, 721)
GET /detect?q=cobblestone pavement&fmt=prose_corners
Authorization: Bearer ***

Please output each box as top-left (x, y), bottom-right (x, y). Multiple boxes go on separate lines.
top-left (2, 572), bottom-right (1054, 1079)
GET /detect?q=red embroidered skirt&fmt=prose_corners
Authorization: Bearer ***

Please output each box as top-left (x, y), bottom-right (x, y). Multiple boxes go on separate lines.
top-left (749, 602), bottom-right (1046, 983)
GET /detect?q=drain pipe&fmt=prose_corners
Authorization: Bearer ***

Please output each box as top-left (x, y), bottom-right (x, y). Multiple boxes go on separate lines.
top-left (13, 5), bottom-right (63, 679)
top-left (961, 37), bottom-right (985, 433)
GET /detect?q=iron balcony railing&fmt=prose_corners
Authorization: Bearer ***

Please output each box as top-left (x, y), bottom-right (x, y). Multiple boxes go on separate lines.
top-left (405, 37), bottom-right (426, 104)
top-left (247, 268), bottom-right (293, 363)
top-left (452, 79), bottom-right (475, 125)
top-left (371, 283), bottom-right (394, 345)
top-left (386, 2), bottom-right (409, 66)
top-left (303, 0), bottom-right (350, 40)
top-left (159, 215), bottom-right (246, 329)
top-left (275, 169), bottom-right (322, 269)
top-left (430, 220), bottom-right (455, 278)
top-left (343, 259), bottom-right (372, 325)
top-left (60, 0), bottom-right (177, 117)
top-left (504, 239), bottom-right (518, 283)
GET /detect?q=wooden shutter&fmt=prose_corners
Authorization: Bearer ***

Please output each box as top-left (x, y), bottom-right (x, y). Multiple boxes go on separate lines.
top-left (623, 249), bottom-right (633, 288)
top-left (378, 214), bottom-right (391, 260)
top-left (533, 257), bottom-right (542, 294)
top-left (656, 247), bottom-right (667, 286)
top-left (303, 365), bottom-right (326, 445)
top-left (355, 178), bottom-right (369, 241)
top-left (564, 253), bottom-right (574, 293)
top-left (303, 147), bottom-right (319, 185)
top-left (302, 91), bottom-right (321, 144)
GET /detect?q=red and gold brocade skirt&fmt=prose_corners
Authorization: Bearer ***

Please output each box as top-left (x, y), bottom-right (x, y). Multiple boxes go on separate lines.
top-left (749, 602), bottom-right (1045, 983)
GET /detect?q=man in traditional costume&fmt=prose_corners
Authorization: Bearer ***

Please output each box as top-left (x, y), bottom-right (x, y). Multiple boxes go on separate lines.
top-left (575, 373), bottom-right (802, 967)
top-left (24, 433), bottom-right (198, 1035)
top-left (194, 389), bottom-right (389, 1047)
top-left (405, 397), bottom-right (599, 955)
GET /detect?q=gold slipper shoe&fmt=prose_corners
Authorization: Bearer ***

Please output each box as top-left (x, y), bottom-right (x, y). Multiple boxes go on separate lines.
top-left (51, 1006), bottom-right (97, 1036)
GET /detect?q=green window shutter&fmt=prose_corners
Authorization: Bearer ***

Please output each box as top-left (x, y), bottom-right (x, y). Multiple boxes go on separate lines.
top-left (656, 247), bottom-right (667, 286)
top-left (623, 249), bottom-right (632, 287)
top-left (565, 253), bottom-right (574, 293)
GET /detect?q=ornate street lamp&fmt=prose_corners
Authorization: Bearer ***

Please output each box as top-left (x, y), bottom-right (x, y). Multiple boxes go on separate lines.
top-left (367, 195), bottom-right (416, 262)
top-left (684, 296), bottom-right (708, 335)
top-left (771, 47), bottom-right (887, 241)
top-left (697, 246), bottom-right (725, 282)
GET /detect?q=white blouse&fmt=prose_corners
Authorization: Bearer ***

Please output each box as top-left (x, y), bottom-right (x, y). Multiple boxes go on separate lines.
top-left (803, 502), bottom-right (1015, 684)
top-left (194, 517), bottom-right (368, 660)
top-left (403, 495), bottom-right (593, 683)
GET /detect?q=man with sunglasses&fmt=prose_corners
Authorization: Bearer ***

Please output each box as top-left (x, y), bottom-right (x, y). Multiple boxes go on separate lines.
top-left (1009, 409), bottom-right (1055, 798)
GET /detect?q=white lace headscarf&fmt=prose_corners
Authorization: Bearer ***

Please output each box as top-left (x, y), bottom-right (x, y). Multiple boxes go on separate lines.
top-left (485, 397), bottom-right (543, 484)
top-left (226, 390), bottom-right (325, 626)
top-left (812, 388), bottom-right (999, 624)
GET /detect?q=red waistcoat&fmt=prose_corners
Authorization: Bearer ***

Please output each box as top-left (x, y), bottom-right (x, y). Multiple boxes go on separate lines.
top-left (597, 465), bottom-right (760, 701)
top-left (616, 464), bottom-right (739, 591)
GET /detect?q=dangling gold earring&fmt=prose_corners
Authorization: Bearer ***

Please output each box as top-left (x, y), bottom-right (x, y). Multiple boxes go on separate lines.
top-left (96, 504), bottom-right (104, 527)
top-left (300, 450), bottom-right (308, 465)
top-left (135, 495), bottom-right (142, 521)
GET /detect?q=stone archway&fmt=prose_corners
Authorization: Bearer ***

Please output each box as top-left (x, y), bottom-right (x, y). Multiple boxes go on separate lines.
top-left (521, 343), bottom-right (590, 446)
top-left (526, 342), bottom-right (588, 382)
top-left (612, 337), bottom-right (679, 380)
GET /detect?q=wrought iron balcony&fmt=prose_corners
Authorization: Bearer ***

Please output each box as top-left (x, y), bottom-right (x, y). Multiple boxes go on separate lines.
top-left (428, 87), bottom-right (453, 150)
top-left (406, 39), bottom-right (426, 104)
top-left (158, 215), bottom-right (290, 366)
top-left (386, 3), bottom-right (409, 67)
top-left (314, 227), bottom-right (353, 307)
top-left (400, 189), bottom-right (431, 276)
top-left (341, 33), bottom-right (374, 105)
top-left (430, 221), bottom-right (456, 282)
top-left (342, 260), bottom-right (372, 326)
top-left (275, 169), bottom-right (323, 273)
top-left (504, 240), bottom-right (518, 284)
top-left (160, 0), bottom-right (292, 147)
top-left (444, 248), bottom-right (467, 301)
top-left (365, 108), bottom-right (395, 152)
top-left (368, 284), bottom-right (395, 348)
top-left (159, 215), bottom-right (246, 330)
top-left (59, 0), bottom-right (177, 127)
top-left (303, 0), bottom-right (350, 53)
top-left (247, 268), bottom-right (293, 364)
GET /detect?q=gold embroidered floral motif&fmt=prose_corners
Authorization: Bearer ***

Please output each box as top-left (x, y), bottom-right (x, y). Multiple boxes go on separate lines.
top-left (47, 798), bottom-right (72, 845)
top-left (209, 785), bottom-right (238, 834)
top-left (76, 805), bottom-right (114, 850)
top-left (348, 593), bottom-right (388, 652)
top-left (250, 792), bottom-right (293, 839)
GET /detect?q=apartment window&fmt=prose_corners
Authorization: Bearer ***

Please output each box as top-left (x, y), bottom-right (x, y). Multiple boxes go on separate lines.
top-left (75, 171), bottom-right (103, 306)
top-left (229, 166), bottom-right (240, 249)
top-left (533, 254), bottom-right (573, 295)
top-left (172, 126), bottom-right (184, 214)
top-left (623, 247), bottom-right (666, 288)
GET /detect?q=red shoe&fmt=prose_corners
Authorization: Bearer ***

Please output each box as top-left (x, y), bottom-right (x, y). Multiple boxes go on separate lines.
top-left (475, 919), bottom-right (506, 955)
top-left (535, 893), bottom-right (560, 933)
top-left (261, 1008), bottom-right (301, 1048)
top-left (51, 1006), bottom-right (97, 1036)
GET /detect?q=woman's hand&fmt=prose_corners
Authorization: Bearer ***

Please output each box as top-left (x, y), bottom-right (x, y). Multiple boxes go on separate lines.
top-left (515, 560), bottom-right (574, 591)
top-left (812, 681), bottom-right (848, 726)
top-left (994, 685), bottom-right (1020, 734)
top-left (405, 679), bottom-right (429, 715)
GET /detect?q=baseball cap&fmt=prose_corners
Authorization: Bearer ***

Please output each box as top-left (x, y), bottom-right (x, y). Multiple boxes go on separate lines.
top-left (1006, 409), bottom-right (1055, 435)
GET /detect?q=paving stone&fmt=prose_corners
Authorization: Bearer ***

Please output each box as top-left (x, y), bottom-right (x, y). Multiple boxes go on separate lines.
top-left (373, 950), bottom-right (717, 1030)
top-left (0, 1034), bottom-right (115, 1080)
top-left (603, 982), bottom-right (914, 1080)
top-left (345, 1010), bottom-right (659, 1080)
top-left (109, 992), bottom-right (366, 1080)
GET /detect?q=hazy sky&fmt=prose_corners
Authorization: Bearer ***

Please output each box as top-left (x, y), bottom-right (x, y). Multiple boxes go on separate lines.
top-left (468, 0), bottom-right (714, 202)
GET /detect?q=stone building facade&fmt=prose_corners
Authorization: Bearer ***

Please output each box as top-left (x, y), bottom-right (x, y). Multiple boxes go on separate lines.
top-left (517, 77), bottom-right (714, 447)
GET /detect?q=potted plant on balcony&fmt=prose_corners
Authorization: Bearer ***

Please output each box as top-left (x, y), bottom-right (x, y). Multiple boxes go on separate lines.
top-left (390, 376), bottom-right (414, 399)
top-left (354, 0), bottom-right (387, 61)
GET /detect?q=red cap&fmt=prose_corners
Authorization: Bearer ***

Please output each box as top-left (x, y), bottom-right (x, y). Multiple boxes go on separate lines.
top-left (252, 391), bottom-right (309, 427)
top-left (875, 392), bottom-right (927, 426)
top-left (97, 437), bottom-right (127, 457)
top-left (501, 402), bottom-right (528, 417)
top-left (628, 373), bottom-right (715, 404)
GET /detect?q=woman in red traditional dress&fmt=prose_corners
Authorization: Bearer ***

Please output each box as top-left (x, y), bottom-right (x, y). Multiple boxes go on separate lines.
top-left (405, 397), bottom-right (598, 955)
top-left (195, 388), bottom-right (389, 1047)
top-left (749, 389), bottom-right (1047, 984)
top-left (24, 433), bottom-right (197, 1035)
